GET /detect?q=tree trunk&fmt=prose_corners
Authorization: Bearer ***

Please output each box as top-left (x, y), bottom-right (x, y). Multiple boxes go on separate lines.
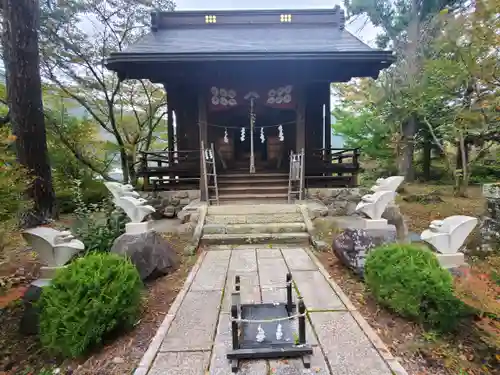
top-left (422, 131), bottom-right (432, 181)
top-left (455, 134), bottom-right (470, 197)
top-left (397, 116), bottom-right (416, 182)
top-left (2, 0), bottom-right (56, 226)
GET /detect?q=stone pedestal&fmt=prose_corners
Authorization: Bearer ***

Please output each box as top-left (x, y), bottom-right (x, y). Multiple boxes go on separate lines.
top-left (480, 183), bottom-right (500, 252)
top-left (20, 279), bottom-right (51, 335)
top-left (435, 253), bottom-right (465, 269)
top-left (125, 221), bottom-right (154, 235)
top-left (359, 218), bottom-right (389, 230)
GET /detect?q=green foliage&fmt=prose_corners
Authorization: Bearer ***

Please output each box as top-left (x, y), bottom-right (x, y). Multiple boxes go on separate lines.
top-left (69, 180), bottom-right (127, 252)
top-left (56, 179), bottom-right (108, 214)
top-left (0, 127), bottom-right (32, 259)
top-left (39, 252), bottom-right (143, 358)
top-left (365, 243), bottom-right (466, 331)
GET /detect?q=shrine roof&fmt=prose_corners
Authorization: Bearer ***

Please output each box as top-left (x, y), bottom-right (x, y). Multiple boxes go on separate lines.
top-left (106, 7), bottom-right (394, 69)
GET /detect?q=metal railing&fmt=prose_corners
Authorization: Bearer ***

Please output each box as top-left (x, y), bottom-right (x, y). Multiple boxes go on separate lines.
top-left (287, 148), bottom-right (304, 203)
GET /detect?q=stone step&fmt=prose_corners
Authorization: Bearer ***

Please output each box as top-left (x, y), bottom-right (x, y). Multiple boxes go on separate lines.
top-left (200, 232), bottom-right (310, 246)
top-left (218, 178), bottom-right (288, 186)
top-left (219, 172), bottom-right (288, 179)
top-left (203, 222), bottom-right (307, 235)
top-left (205, 212), bottom-right (304, 224)
top-left (207, 203), bottom-right (300, 215)
top-left (218, 185), bottom-right (288, 195)
top-left (217, 193), bottom-right (288, 201)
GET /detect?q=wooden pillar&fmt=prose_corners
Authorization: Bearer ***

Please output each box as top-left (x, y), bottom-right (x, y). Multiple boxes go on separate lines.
top-left (167, 101), bottom-right (174, 162)
top-left (296, 86), bottom-right (306, 152)
top-left (324, 82), bottom-right (331, 151)
top-left (198, 89), bottom-right (208, 201)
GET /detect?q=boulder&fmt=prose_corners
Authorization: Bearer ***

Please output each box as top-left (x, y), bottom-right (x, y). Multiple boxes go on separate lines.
top-left (332, 227), bottom-right (396, 277)
top-left (111, 231), bottom-right (179, 280)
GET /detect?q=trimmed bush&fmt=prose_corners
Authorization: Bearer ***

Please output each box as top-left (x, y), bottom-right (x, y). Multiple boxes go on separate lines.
top-left (364, 243), bottom-right (465, 331)
top-left (39, 253), bottom-right (143, 357)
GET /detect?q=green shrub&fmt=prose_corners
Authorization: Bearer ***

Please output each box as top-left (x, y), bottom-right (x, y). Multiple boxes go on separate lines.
top-left (364, 243), bottom-right (465, 331)
top-left (39, 252), bottom-right (143, 358)
top-left (56, 179), bottom-right (108, 214)
top-left (69, 179), bottom-right (127, 252)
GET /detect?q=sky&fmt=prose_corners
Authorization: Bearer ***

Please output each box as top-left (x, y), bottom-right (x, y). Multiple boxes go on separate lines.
top-left (174, 0), bottom-right (380, 46)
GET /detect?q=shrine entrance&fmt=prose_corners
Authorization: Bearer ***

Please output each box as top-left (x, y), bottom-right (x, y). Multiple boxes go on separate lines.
top-left (207, 85), bottom-right (297, 174)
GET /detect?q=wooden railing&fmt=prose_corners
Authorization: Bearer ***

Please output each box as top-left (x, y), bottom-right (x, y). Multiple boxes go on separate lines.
top-left (304, 148), bottom-right (360, 188)
top-left (137, 149), bottom-right (200, 191)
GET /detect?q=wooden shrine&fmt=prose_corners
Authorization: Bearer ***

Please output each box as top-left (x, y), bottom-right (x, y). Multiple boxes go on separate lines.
top-left (105, 6), bottom-right (394, 201)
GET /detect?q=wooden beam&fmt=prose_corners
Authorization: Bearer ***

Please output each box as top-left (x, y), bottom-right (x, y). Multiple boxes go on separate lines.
top-left (296, 85), bottom-right (306, 152)
top-left (198, 88), bottom-right (208, 201)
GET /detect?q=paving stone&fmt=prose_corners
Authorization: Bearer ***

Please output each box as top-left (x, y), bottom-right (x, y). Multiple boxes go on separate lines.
top-left (191, 250), bottom-right (231, 291)
top-left (309, 312), bottom-right (391, 375)
top-left (269, 347), bottom-right (329, 375)
top-left (228, 249), bottom-right (257, 273)
top-left (222, 272), bottom-right (261, 312)
top-left (161, 290), bottom-right (222, 351)
top-left (209, 313), bottom-right (268, 375)
top-left (281, 248), bottom-right (318, 271)
top-left (258, 257), bottom-right (289, 287)
top-left (256, 248), bottom-right (283, 259)
top-left (148, 351), bottom-right (210, 375)
top-left (292, 271), bottom-right (345, 311)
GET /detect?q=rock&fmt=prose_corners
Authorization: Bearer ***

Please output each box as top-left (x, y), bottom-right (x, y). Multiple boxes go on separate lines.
top-left (164, 205), bottom-right (176, 218)
top-left (382, 203), bottom-right (408, 241)
top-left (111, 231), bottom-right (179, 280)
top-left (112, 357), bottom-right (125, 364)
top-left (312, 239), bottom-right (329, 252)
top-left (20, 279), bottom-right (51, 335)
top-left (332, 228), bottom-right (396, 277)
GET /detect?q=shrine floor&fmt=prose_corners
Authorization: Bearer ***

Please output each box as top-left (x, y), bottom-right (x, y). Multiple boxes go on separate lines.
top-left (133, 246), bottom-right (407, 375)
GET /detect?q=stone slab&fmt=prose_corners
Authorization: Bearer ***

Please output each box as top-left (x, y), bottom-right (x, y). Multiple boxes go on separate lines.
top-left (269, 347), bottom-right (329, 375)
top-left (292, 271), bottom-right (345, 311)
top-left (190, 250), bottom-right (231, 291)
top-left (281, 248), bottom-right (318, 271)
top-left (309, 312), bottom-right (391, 375)
top-left (258, 257), bottom-right (289, 287)
top-left (209, 313), bottom-right (268, 375)
top-left (148, 351), bottom-right (211, 375)
top-left (222, 272), bottom-right (261, 312)
top-left (161, 290), bottom-right (222, 352)
top-left (228, 249), bottom-right (257, 273)
top-left (256, 248), bottom-right (283, 259)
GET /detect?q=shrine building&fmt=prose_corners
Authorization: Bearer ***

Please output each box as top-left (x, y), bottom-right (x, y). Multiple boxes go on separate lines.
top-left (105, 6), bottom-right (393, 203)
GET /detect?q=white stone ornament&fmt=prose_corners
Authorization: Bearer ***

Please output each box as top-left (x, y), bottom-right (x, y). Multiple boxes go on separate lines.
top-left (260, 127), bottom-right (265, 143)
top-left (421, 215), bottom-right (478, 255)
top-left (224, 128), bottom-right (228, 143)
top-left (355, 190), bottom-right (395, 220)
top-left (23, 227), bottom-right (84, 278)
top-left (104, 182), bottom-right (140, 206)
top-left (240, 127), bottom-right (246, 142)
top-left (256, 324), bottom-right (266, 343)
top-left (117, 196), bottom-right (155, 224)
top-left (371, 176), bottom-right (405, 193)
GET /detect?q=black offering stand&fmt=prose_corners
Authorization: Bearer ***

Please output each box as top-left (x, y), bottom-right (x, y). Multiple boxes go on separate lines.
top-left (227, 273), bottom-right (313, 372)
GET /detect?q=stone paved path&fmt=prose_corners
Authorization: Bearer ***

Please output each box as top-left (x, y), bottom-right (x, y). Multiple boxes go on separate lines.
top-left (135, 246), bottom-right (406, 375)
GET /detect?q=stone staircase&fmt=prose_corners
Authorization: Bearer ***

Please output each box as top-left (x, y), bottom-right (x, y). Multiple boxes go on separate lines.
top-left (214, 172), bottom-right (289, 203)
top-left (200, 203), bottom-right (310, 245)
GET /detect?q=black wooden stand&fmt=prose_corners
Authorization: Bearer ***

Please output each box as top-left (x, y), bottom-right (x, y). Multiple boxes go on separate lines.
top-left (227, 273), bottom-right (313, 372)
